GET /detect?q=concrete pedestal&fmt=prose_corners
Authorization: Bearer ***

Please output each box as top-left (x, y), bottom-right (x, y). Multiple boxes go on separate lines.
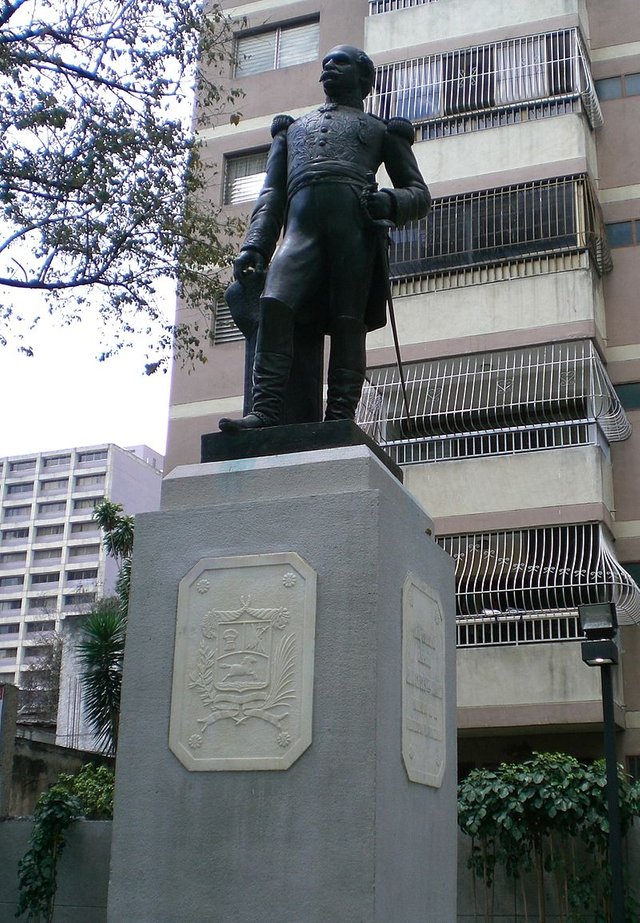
top-left (107, 445), bottom-right (457, 922)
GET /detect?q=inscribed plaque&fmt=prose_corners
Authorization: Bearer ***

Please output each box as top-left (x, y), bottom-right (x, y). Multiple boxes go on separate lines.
top-left (402, 573), bottom-right (446, 787)
top-left (169, 553), bottom-right (316, 771)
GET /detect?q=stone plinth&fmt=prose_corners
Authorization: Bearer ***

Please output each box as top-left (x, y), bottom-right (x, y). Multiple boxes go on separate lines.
top-left (107, 445), bottom-right (457, 923)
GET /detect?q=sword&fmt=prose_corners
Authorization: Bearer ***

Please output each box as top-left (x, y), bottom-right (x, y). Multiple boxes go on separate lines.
top-left (364, 172), bottom-right (413, 431)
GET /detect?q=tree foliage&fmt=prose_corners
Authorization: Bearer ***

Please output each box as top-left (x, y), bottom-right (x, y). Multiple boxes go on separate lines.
top-left (458, 752), bottom-right (640, 922)
top-left (0, 0), bottom-right (245, 369)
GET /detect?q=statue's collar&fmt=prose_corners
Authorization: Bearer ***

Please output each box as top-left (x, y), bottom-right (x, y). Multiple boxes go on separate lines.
top-left (318, 102), bottom-right (365, 113)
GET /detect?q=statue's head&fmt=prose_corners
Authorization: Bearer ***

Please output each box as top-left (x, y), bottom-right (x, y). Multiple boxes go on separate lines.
top-left (320, 45), bottom-right (375, 102)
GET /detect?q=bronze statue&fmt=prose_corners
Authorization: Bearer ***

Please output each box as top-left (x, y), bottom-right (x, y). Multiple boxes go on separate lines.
top-left (219, 45), bottom-right (431, 431)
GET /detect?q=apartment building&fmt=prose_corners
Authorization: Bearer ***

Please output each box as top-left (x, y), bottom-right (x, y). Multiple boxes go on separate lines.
top-left (0, 443), bottom-right (162, 687)
top-left (166, 0), bottom-right (640, 772)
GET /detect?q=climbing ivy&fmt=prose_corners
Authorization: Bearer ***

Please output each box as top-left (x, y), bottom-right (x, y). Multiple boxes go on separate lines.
top-left (16, 764), bottom-right (114, 921)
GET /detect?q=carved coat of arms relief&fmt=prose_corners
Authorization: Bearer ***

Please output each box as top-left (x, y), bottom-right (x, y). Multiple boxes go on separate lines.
top-left (169, 554), bottom-right (316, 772)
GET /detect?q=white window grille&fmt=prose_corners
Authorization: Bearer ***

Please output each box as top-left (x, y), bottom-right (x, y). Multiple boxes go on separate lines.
top-left (356, 340), bottom-right (630, 460)
top-left (369, 0), bottom-right (439, 13)
top-left (223, 150), bottom-right (268, 206)
top-left (456, 609), bottom-right (583, 648)
top-left (211, 301), bottom-right (243, 344)
top-left (368, 28), bottom-right (602, 132)
top-left (438, 523), bottom-right (640, 626)
top-left (387, 174), bottom-right (611, 281)
top-left (234, 20), bottom-right (319, 78)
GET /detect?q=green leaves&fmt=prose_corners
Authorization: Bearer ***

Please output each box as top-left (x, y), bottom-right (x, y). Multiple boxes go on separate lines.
top-left (458, 752), bottom-right (640, 918)
top-left (77, 602), bottom-right (126, 755)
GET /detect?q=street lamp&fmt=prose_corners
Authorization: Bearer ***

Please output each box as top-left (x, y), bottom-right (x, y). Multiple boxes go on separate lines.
top-left (578, 602), bottom-right (625, 923)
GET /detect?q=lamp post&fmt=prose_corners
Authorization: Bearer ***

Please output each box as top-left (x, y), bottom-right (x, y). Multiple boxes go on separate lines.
top-left (578, 602), bottom-right (625, 923)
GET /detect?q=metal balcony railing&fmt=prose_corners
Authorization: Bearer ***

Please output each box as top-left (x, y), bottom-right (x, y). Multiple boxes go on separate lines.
top-left (369, 0), bottom-right (439, 12)
top-left (456, 609), bottom-right (583, 648)
top-left (356, 340), bottom-right (630, 461)
top-left (388, 174), bottom-right (611, 282)
top-left (438, 523), bottom-right (640, 626)
top-left (368, 28), bottom-right (602, 132)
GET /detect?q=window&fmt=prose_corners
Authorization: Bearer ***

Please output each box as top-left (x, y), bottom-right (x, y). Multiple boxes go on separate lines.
top-left (9, 459), bottom-right (35, 473)
top-left (64, 592), bottom-right (96, 606)
top-left (595, 73), bottom-right (640, 100)
top-left (2, 528), bottom-right (29, 541)
top-left (605, 220), bottom-right (640, 248)
top-left (223, 150), bottom-right (268, 205)
top-left (4, 506), bottom-right (30, 519)
top-left (595, 76), bottom-right (622, 100)
top-left (0, 600), bottom-right (21, 611)
top-left (0, 575), bottom-right (24, 587)
top-left (74, 474), bottom-right (105, 489)
top-left (31, 572), bottom-right (59, 584)
top-left (35, 524), bottom-right (64, 537)
top-left (0, 551), bottom-right (26, 566)
top-left (7, 482), bottom-right (33, 495)
top-left (0, 649), bottom-right (17, 660)
top-left (234, 19), bottom-right (319, 78)
top-left (73, 497), bottom-right (103, 511)
top-left (70, 521), bottom-right (99, 534)
top-left (615, 384), bottom-right (640, 411)
top-left (40, 478), bottom-right (68, 493)
top-left (0, 623), bottom-right (20, 634)
top-left (77, 450), bottom-right (107, 463)
top-left (43, 455), bottom-right (70, 468)
top-left (38, 501), bottom-right (66, 515)
top-left (25, 621), bottom-right (54, 634)
top-left (68, 544), bottom-right (100, 558)
top-left (66, 568), bottom-right (98, 581)
top-left (33, 548), bottom-right (62, 563)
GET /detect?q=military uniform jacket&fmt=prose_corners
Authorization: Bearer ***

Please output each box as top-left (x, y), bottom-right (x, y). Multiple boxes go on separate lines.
top-left (240, 105), bottom-right (431, 332)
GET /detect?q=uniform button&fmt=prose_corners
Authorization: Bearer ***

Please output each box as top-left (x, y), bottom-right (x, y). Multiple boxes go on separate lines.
top-left (325, 114), bottom-right (332, 119)
top-left (321, 127), bottom-right (328, 133)
top-left (318, 140), bottom-right (327, 146)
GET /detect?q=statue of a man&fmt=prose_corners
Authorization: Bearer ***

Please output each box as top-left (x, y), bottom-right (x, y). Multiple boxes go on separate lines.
top-left (219, 45), bottom-right (431, 431)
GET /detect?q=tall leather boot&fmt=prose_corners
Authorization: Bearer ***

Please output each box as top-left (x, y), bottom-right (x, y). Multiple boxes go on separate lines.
top-left (219, 299), bottom-right (294, 431)
top-left (324, 316), bottom-right (367, 422)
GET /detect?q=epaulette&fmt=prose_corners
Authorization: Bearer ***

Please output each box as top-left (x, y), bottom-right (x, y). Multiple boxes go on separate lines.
top-left (387, 117), bottom-right (415, 145)
top-left (271, 114), bottom-right (295, 137)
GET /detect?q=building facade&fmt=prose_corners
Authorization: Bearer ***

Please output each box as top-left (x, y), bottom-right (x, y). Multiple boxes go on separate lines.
top-left (167, 0), bottom-right (640, 773)
top-left (0, 444), bottom-right (162, 743)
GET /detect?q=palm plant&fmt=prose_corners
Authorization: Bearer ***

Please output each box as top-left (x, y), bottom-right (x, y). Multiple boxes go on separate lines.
top-left (78, 501), bottom-right (134, 753)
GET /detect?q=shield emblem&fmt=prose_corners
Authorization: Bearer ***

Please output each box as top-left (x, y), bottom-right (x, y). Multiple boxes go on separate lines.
top-left (214, 619), bottom-right (272, 694)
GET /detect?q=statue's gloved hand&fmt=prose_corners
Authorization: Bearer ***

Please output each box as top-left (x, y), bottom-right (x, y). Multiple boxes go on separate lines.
top-left (234, 249), bottom-right (265, 283)
top-left (361, 189), bottom-right (395, 223)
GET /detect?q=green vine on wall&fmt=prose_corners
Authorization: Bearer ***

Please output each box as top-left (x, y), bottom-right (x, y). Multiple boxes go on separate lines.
top-left (16, 764), bottom-right (114, 922)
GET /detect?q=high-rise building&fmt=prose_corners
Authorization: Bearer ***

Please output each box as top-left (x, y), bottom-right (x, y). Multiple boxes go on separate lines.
top-left (167, 1), bottom-right (640, 773)
top-left (0, 444), bottom-right (162, 686)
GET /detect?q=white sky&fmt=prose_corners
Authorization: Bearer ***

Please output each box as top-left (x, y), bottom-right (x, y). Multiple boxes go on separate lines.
top-left (0, 313), bottom-right (172, 460)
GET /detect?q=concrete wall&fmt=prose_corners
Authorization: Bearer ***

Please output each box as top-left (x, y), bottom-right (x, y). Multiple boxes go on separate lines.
top-left (0, 819), bottom-right (111, 923)
top-left (367, 266), bottom-right (606, 356)
top-left (365, 0), bottom-right (587, 58)
top-left (457, 640), bottom-right (624, 732)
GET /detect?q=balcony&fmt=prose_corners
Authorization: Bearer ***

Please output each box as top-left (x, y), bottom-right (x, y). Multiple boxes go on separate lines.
top-left (387, 174), bottom-right (610, 287)
top-left (358, 341), bottom-right (628, 465)
top-left (368, 28), bottom-right (601, 135)
top-left (438, 522), bottom-right (640, 626)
